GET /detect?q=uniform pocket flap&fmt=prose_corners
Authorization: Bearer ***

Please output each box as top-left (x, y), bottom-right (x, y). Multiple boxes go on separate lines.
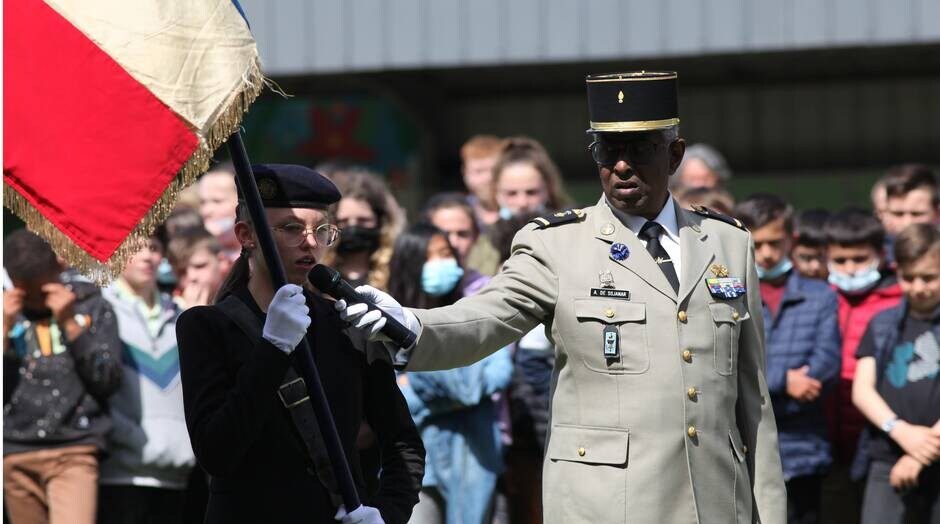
top-left (708, 303), bottom-right (747, 324)
top-left (548, 424), bottom-right (629, 465)
top-left (574, 299), bottom-right (645, 323)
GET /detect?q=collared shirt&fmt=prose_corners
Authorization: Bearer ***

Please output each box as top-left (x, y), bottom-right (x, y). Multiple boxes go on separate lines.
top-left (114, 278), bottom-right (165, 338)
top-left (605, 194), bottom-right (683, 278)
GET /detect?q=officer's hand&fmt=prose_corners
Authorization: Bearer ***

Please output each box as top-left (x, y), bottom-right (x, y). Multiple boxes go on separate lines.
top-left (262, 284), bottom-right (310, 355)
top-left (334, 504), bottom-right (384, 524)
top-left (334, 285), bottom-right (418, 347)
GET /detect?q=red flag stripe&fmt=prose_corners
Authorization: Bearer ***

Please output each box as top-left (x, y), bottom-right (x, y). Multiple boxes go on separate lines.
top-left (4, 0), bottom-right (198, 262)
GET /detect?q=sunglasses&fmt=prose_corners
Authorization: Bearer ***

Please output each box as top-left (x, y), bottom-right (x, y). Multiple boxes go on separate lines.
top-left (588, 139), bottom-right (666, 166)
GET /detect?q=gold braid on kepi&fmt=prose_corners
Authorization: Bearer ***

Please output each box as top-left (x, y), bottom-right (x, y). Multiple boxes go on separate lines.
top-left (585, 71), bottom-right (679, 133)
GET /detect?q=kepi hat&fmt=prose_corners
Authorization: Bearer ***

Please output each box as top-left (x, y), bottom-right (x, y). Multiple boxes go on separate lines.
top-left (586, 71), bottom-right (679, 133)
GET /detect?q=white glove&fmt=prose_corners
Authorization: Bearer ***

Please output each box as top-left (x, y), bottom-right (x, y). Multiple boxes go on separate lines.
top-left (334, 504), bottom-right (384, 524)
top-left (262, 284), bottom-right (310, 354)
top-left (334, 285), bottom-right (419, 347)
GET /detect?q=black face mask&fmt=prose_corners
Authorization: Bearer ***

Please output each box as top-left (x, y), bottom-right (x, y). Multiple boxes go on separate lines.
top-left (337, 226), bottom-right (381, 255)
top-left (22, 307), bottom-right (53, 321)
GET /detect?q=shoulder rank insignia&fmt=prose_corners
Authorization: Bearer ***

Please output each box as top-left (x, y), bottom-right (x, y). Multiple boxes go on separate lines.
top-left (530, 208), bottom-right (586, 229)
top-left (691, 205), bottom-right (747, 231)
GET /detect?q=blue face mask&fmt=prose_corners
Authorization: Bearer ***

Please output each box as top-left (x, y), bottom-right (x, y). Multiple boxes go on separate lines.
top-left (157, 257), bottom-right (176, 286)
top-left (421, 258), bottom-right (464, 296)
top-left (828, 260), bottom-right (881, 294)
top-left (498, 204), bottom-right (548, 221)
top-left (756, 258), bottom-right (793, 281)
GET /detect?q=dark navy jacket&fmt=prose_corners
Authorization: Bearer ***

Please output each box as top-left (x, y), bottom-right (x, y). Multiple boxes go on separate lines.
top-left (763, 272), bottom-right (842, 480)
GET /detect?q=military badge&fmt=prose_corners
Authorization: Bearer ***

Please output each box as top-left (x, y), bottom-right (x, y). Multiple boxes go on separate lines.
top-left (706, 277), bottom-right (746, 299)
top-left (609, 243), bottom-right (630, 261)
top-left (710, 263), bottom-right (729, 278)
top-left (598, 270), bottom-right (615, 288)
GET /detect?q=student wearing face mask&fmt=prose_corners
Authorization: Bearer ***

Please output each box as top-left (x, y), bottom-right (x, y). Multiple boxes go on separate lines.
top-left (735, 195), bottom-right (841, 524)
top-left (320, 166), bottom-right (406, 291)
top-left (388, 224), bottom-right (512, 524)
top-left (821, 208), bottom-right (903, 523)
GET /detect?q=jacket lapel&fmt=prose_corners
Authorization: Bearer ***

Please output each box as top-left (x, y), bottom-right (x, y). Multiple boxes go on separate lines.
top-left (676, 207), bottom-right (715, 305)
top-left (592, 197), bottom-right (677, 302)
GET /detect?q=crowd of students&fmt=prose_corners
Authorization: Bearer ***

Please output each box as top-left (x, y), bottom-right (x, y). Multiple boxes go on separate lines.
top-left (3, 133), bottom-right (939, 524)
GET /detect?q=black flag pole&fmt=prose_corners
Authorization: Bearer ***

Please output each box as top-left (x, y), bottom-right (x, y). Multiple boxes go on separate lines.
top-left (227, 131), bottom-right (361, 510)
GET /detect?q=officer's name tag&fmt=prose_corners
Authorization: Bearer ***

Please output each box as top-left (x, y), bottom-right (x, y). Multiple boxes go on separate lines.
top-left (706, 277), bottom-right (746, 299)
top-left (590, 288), bottom-right (630, 300)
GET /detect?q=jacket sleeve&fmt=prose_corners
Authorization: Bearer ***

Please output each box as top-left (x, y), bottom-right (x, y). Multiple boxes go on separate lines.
top-left (363, 358), bottom-right (425, 524)
top-left (406, 226), bottom-right (557, 371)
top-left (807, 290), bottom-right (842, 389)
top-left (68, 298), bottom-right (123, 400)
top-left (409, 347), bottom-right (514, 415)
top-left (176, 306), bottom-right (291, 476)
top-left (737, 236), bottom-right (787, 524)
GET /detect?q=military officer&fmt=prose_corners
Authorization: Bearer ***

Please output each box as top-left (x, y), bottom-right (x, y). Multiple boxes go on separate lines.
top-left (338, 71), bottom-right (786, 523)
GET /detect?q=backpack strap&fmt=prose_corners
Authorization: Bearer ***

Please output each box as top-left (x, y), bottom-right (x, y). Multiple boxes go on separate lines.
top-left (215, 295), bottom-right (342, 507)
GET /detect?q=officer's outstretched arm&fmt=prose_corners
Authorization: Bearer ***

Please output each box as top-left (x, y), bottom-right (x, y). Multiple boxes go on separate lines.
top-left (407, 225), bottom-right (556, 372)
top-left (736, 238), bottom-right (787, 524)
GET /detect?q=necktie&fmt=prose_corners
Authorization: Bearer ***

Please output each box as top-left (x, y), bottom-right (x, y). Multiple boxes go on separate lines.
top-left (639, 221), bottom-right (679, 293)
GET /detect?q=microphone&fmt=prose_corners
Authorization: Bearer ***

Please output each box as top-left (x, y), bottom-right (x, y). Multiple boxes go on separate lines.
top-left (308, 264), bottom-right (418, 348)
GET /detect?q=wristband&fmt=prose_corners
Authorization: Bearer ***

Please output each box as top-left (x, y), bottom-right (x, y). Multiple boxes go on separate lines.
top-left (880, 416), bottom-right (900, 434)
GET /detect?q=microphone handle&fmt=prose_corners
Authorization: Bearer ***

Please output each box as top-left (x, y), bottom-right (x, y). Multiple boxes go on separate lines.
top-left (335, 281), bottom-right (417, 348)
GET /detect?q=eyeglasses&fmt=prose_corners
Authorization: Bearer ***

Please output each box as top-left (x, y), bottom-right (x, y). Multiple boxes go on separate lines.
top-left (271, 223), bottom-right (340, 247)
top-left (588, 139), bottom-right (665, 166)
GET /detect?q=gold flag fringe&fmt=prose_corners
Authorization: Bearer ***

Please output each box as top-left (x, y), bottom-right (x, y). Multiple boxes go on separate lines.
top-left (4, 57), bottom-right (267, 286)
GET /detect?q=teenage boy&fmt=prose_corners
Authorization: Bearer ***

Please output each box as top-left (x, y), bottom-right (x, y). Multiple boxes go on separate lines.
top-left (880, 164), bottom-right (939, 237)
top-left (98, 230), bottom-right (195, 523)
top-left (879, 164), bottom-right (939, 267)
top-left (736, 195), bottom-right (842, 524)
top-left (460, 135), bottom-right (503, 230)
top-left (852, 223), bottom-right (940, 523)
top-left (167, 226), bottom-right (231, 309)
top-left (791, 209), bottom-right (831, 281)
top-left (822, 208), bottom-right (903, 522)
top-left (3, 230), bottom-right (123, 524)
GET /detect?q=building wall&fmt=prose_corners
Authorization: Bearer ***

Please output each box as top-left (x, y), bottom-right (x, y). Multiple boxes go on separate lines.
top-left (239, 0), bottom-right (940, 75)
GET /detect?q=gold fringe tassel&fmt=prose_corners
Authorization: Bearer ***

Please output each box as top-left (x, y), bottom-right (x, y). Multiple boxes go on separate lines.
top-left (4, 57), bottom-right (267, 286)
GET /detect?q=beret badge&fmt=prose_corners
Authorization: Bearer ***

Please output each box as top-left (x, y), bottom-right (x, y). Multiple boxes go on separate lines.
top-left (257, 178), bottom-right (278, 200)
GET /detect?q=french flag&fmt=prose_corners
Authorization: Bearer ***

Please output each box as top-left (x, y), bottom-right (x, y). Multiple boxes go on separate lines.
top-left (4, 0), bottom-right (262, 283)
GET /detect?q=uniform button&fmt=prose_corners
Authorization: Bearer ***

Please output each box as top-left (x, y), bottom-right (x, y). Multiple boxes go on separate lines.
top-left (678, 311), bottom-right (688, 322)
top-left (604, 309), bottom-right (615, 319)
top-left (687, 426), bottom-right (697, 438)
top-left (682, 349), bottom-right (692, 363)
top-left (577, 447), bottom-right (586, 457)
top-left (732, 310), bottom-right (740, 320)
top-left (687, 387), bottom-right (697, 400)
top-left (743, 445), bottom-right (748, 454)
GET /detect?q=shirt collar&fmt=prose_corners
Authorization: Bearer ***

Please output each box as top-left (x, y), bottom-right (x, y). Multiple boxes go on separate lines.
top-left (605, 194), bottom-right (680, 242)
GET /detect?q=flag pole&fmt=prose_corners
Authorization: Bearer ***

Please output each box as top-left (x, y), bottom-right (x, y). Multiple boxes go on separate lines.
top-left (227, 131), bottom-right (361, 510)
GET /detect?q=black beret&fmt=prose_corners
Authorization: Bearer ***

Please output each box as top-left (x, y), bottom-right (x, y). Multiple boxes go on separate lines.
top-left (586, 71), bottom-right (679, 133)
top-left (246, 164), bottom-right (341, 208)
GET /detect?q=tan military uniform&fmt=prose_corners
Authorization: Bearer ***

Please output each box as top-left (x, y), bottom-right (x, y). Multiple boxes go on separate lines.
top-left (404, 196), bottom-right (786, 524)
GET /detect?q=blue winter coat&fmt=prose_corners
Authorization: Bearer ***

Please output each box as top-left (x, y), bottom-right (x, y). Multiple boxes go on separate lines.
top-left (400, 348), bottom-right (513, 524)
top-left (763, 272), bottom-right (842, 480)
